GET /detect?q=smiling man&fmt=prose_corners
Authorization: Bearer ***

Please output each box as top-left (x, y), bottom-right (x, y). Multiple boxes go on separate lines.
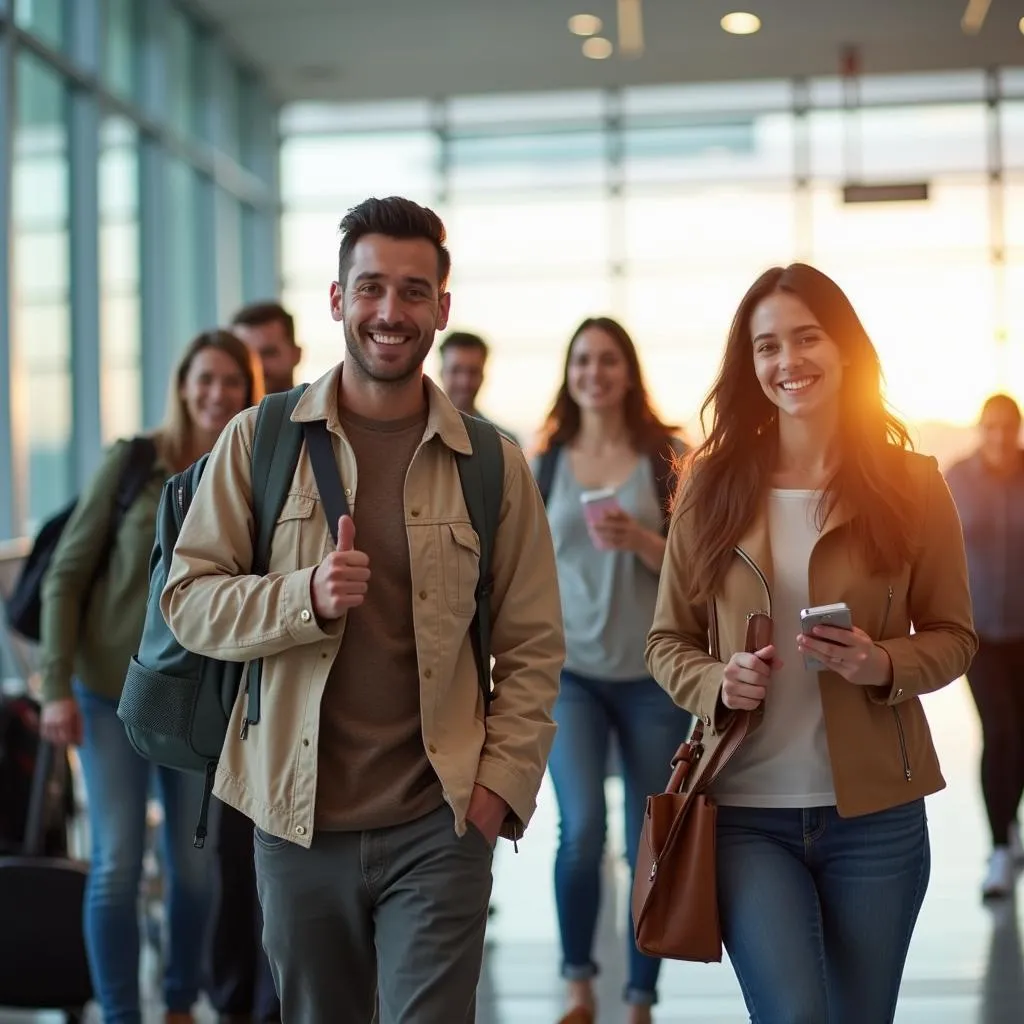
top-left (160, 197), bottom-right (564, 1024)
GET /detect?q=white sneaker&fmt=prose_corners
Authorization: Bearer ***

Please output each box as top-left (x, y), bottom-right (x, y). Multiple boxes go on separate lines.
top-left (1008, 822), bottom-right (1024, 865)
top-left (982, 847), bottom-right (1015, 899)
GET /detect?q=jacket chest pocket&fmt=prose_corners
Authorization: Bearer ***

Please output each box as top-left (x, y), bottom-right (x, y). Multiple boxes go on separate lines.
top-left (441, 522), bottom-right (481, 617)
top-left (270, 493), bottom-right (323, 572)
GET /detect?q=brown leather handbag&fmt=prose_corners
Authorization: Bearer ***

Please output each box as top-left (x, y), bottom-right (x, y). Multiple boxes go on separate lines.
top-left (632, 607), bottom-right (772, 963)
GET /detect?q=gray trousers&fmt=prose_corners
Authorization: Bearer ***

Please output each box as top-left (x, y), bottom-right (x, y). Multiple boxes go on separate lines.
top-left (254, 804), bottom-right (493, 1024)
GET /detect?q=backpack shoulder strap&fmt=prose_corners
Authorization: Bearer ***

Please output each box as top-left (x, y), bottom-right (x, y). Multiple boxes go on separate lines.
top-left (245, 385), bottom-right (309, 730)
top-left (251, 385), bottom-right (309, 574)
top-left (536, 443), bottom-right (561, 506)
top-left (114, 437), bottom-right (158, 516)
top-left (455, 414), bottom-right (505, 708)
top-left (303, 419), bottom-right (350, 542)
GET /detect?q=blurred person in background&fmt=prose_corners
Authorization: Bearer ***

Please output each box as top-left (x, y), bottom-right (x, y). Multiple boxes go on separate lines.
top-left (439, 330), bottom-right (518, 443)
top-left (232, 300), bottom-right (303, 395)
top-left (947, 393), bottom-right (1024, 899)
top-left (534, 317), bottom-right (691, 1024)
top-left (202, 300), bottom-right (304, 1024)
top-left (38, 331), bottom-right (263, 1024)
top-left (647, 264), bottom-right (976, 1022)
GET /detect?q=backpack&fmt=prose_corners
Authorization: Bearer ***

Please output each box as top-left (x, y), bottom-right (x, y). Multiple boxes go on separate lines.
top-left (535, 436), bottom-right (685, 535)
top-left (4, 437), bottom-right (157, 642)
top-left (117, 388), bottom-right (504, 847)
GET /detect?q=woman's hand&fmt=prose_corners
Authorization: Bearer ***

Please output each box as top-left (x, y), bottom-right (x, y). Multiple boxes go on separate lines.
top-left (588, 508), bottom-right (645, 551)
top-left (40, 698), bottom-right (84, 747)
top-left (797, 625), bottom-right (893, 687)
top-left (721, 644), bottom-right (780, 710)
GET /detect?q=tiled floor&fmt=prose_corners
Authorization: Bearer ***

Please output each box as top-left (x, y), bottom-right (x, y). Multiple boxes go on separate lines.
top-left (3, 678), bottom-right (1023, 1022)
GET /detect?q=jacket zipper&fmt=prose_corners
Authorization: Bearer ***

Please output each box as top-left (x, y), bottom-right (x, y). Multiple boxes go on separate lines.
top-left (735, 546), bottom-right (773, 618)
top-left (878, 584), bottom-right (909, 779)
top-left (893, 706), bottom-right (912, 781)
top-left (879, 585), bottom-right (894, 636)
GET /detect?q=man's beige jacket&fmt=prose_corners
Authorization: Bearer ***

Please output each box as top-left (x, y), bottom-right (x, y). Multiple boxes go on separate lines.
top-left (161, 364), bottom-right (565, 848)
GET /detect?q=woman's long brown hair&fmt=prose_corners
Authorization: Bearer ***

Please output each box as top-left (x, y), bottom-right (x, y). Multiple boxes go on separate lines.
top-left (678, 264), bottom-right (915, 603)
top-left (538, 317), bottom-right (677, 455)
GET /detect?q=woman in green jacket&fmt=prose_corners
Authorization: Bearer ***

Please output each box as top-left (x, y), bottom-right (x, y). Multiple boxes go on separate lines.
top-left (38, 329), bottom-right (262, 1024)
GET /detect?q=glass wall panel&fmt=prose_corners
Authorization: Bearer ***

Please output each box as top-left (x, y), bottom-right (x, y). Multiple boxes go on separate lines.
top-left (102, 0), bottom-right (137, 99)
top-left (810, 105), bottom-right (988, 180)
top-left (167, 6), bottom-right (197, 139)
top-left (99, 115), bottom-right (141, 442)
top-left (280, 132), bottom-right (439, 208)
top-left (167, 157), bottom-right (200, 350)
top-left (11, 51), bottom-right (71, 530)
top-left (14, 0), bottom-right (63, 50)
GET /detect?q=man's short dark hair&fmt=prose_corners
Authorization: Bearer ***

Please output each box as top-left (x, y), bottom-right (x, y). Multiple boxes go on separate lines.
top-left (338, 196), bottom-right (451, 291)
top-left (231, 301), bottom-right (296, 346)
top-left (439, 332), bottom-right (489, 360)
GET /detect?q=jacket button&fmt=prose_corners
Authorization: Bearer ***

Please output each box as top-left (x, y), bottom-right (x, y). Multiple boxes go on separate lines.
top-left (428, 744), bottom-right (437, 754)
top-left (344, 487), bottom-right (352, 497)
top-left (419, 590), bottom-right (428, 600)
top-left (410, 509), bottom-right (420, 518)
top-left (295, 825), bottom-right (306, 836)
top-left (895, 688), bottom-right (904, 699)
top-left (300, 610), bottom-right (312, 623)
top-left (424, 668), bottom-right (432, 679)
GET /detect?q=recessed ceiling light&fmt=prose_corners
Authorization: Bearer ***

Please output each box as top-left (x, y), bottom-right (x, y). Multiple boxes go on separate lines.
top-left (1019, 15), bottom-right (1024, 35)
top-left (721, 12), bottom-right (762, 35)
top-left (569, 14), bottom-right (603, 37)
top-left (582, 36), bottom-right (614, 59)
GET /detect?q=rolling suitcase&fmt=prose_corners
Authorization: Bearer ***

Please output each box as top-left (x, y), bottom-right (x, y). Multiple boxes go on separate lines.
top-left (0, 733), bottom-right (93, 1021)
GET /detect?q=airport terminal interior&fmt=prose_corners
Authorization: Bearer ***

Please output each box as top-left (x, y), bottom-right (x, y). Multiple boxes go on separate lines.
top-left (2, 1), bottom-right (1024, 1021)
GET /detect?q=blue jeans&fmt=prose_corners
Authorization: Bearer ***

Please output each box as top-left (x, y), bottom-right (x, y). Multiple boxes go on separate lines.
top-left (717, 800), bottom-right (930, 1023)
top-left (75, 683), bottom-right (211, 1024)
top-left (548, 670), bottom-right (693, 1007)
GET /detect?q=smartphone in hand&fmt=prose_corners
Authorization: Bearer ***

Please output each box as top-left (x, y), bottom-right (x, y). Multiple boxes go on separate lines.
top-left (799, 602), bottom-right (852, 672)
top-left (580, 488), bottom-right (622, 550)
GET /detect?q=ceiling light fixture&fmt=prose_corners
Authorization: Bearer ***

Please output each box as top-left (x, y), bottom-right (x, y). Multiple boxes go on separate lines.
top-left (569, 14), bottom-right (603, 36)
top-left (721, 12), bottom-right (762, 35)
top-left (960, 0), bottom-right (992, 35)
top-left (1019, 16), bottom-right (1024, 35)
top-left (582, 36), bottom-right (614, 59)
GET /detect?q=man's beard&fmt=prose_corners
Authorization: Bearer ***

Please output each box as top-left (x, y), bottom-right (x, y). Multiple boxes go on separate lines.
top-left (343, 320), bottom-right (432, 385)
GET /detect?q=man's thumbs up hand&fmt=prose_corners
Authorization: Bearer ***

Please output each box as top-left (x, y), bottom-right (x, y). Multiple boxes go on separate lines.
top-left (310, 514), bottom-right (370, 621)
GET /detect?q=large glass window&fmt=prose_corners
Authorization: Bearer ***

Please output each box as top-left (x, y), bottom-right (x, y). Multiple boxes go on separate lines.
top-left (279, 71), bottom-right (1024, 445)
top-left (12, 51), bottom-right (71, 530)
top-left (99, 116), bottom-right (141, 443)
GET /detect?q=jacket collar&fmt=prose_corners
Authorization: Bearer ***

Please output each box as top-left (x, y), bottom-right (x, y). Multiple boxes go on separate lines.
top-left (289, 362), bottom-right (473, 455)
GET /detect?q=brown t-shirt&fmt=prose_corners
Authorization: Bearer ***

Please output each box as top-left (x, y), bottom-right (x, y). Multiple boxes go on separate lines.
top-left (314, 407), bottom-right (445, 831)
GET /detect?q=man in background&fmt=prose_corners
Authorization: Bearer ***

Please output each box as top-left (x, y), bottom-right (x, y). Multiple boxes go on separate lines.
top-left (232, 301), bottom-right (303, 395)
top-left (201, 301), bottom-right (301, 1024)
top-left (439, 331), bottom-right (518, 444)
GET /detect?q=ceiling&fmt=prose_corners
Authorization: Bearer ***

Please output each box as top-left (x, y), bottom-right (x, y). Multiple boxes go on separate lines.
top-left (191, 0), bottom-right (1024, 104)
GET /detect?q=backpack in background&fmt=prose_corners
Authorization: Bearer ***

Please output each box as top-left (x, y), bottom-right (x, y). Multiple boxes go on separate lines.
top-left (4, 436), bottom-right (157, 642)
top-left (118, 387), bottom-right (505, 848)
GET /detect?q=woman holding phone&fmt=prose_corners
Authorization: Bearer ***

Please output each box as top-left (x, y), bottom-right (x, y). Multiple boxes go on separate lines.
top-left (533, 317), bottom-right (691, 1024)
top-left (646, 265), bottom-right (976, 1022)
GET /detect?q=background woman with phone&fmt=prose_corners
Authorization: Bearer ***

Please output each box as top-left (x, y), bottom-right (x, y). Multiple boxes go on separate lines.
top-left (646, 264), bottom-right (976, 1023)
top-left (533, 317), bottom-right (691, 1024)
